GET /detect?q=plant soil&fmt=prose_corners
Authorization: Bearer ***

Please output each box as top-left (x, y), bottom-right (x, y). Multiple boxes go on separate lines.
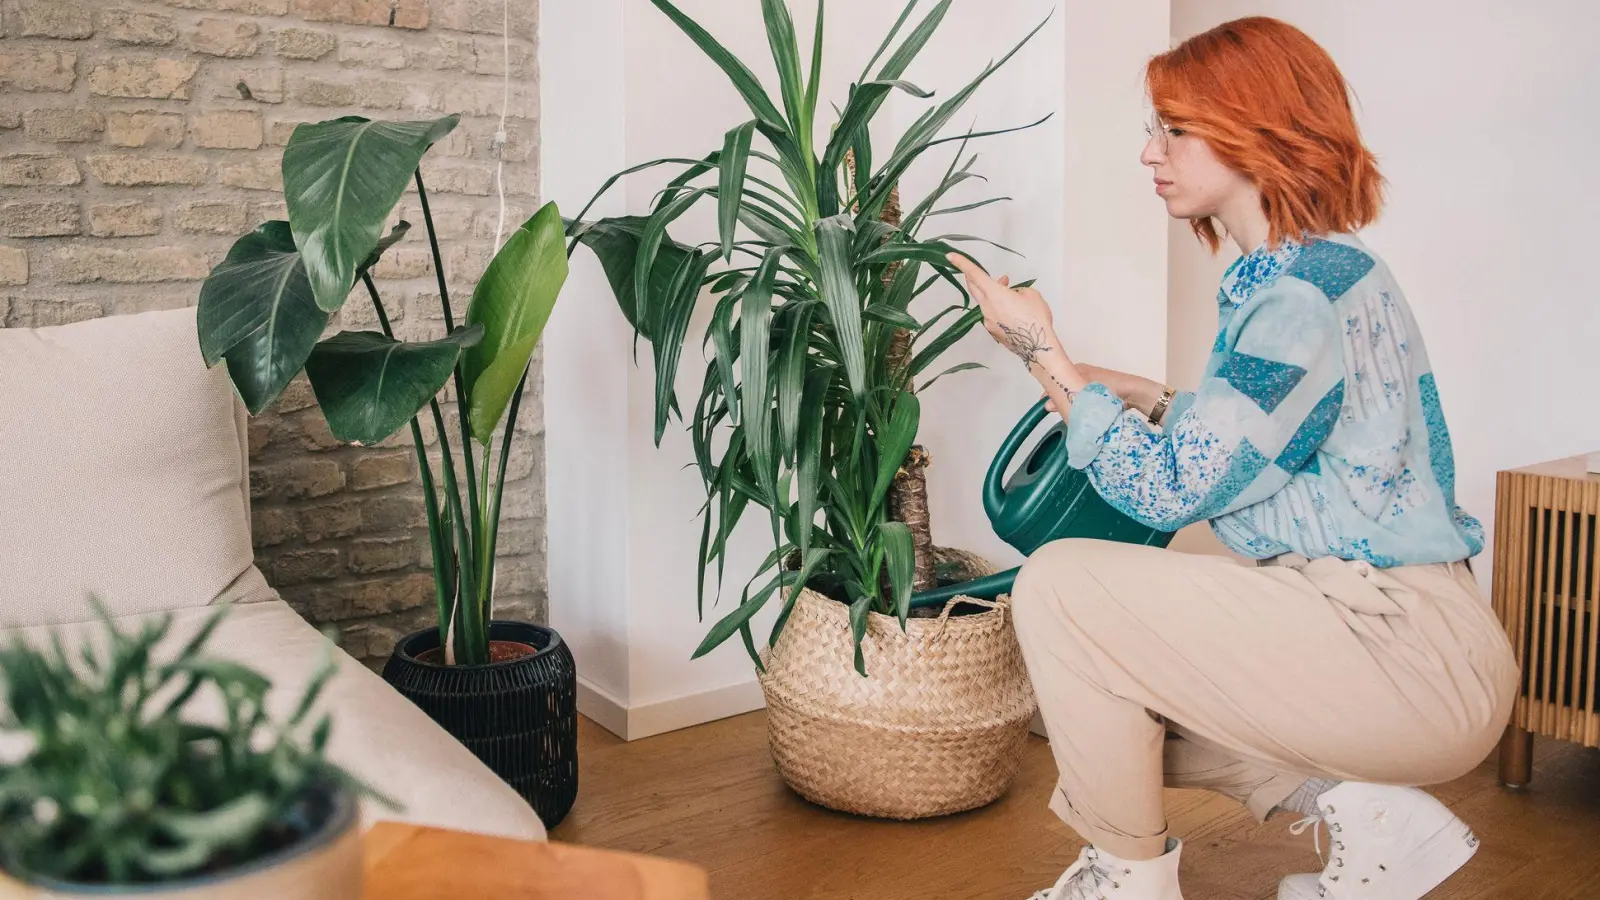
top-left (417, 641), bottom-right (536, 665)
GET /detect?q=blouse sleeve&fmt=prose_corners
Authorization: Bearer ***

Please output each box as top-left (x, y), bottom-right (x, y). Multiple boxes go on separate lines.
top-left (1062, 278), bottom-right (1347, 532)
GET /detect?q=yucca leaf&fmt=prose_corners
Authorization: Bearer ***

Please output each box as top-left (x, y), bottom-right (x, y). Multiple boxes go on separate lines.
top-left (877, 0), bottom-right (951, 79)
top-left (647, 0), bottom-right (787, 131)
top-left (692, 569), bottom-right (791, 660)
top-left (910, 306), bottom-right (984, 376)
top-left (718, 121), bottom-right (757, 262)
top-left (918, 360), bottom-right (986, 391)
top-left (767, 547), bottom-right (830, 647)
top-left (858, 0), bottom-right (922, 83)
top-left (566, 215), bottom-right (695, 341)
top-left (848, 593), bottom-right (873, 676)
top-left (869, 391), bottom-right (919, 515)
top-left (776, 302), bottom-right (814, 466)
top-left (804, 0), bottom-right (825, 126)
top-left (651, 249), bottom-right (710, 444)
top-left (880, 520), bottom-right (915, 629)
top-left (863, 78), bottom-right (933, 98)
top-left (741, 248), bottom-right (781, 499)
top-left (862, 304), bottom-right (919, 330)
top-left (795, 366), bottom-right (831, 560)
top-left (760, 0), bottom-right (806, 140)
top-left (635, 188), bottom-right (711, 330)
top-left (709, 287), bottom-right (741, 425)
top-left (814, 215), bottom-right (866, 397)
top-left (568, 155), bottom-right (717, 228)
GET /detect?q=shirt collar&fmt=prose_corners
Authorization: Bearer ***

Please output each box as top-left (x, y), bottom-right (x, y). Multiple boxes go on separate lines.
top-left (1219, 237), bottom-right (1304, 307)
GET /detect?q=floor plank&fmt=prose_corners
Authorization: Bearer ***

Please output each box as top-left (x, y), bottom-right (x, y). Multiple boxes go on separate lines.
top-left (552, 713), bottom-right (1600, 899)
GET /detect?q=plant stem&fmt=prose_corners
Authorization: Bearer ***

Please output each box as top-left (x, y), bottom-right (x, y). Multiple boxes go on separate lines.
top-left (480, 368), bottom-right (528, 612)
top-left (363, 274), bottom-right (455, 639)
top-left (414, 167), bottom-right (482, 566)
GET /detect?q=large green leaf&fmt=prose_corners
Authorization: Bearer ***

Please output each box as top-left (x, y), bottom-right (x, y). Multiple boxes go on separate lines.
top-left (304, 326), bottom-right (484, 445)
top-left (566, 216), bottom-right (695, 339)
top-left (462, 202), bottom-right (569, 445)
top-left (814, 215), bottom-right (866, 398)
top-left (760, 0), bottom-right (806, 139)
top-left (776, 302), bottom-right (815, 464)
top-left (651, 249), bottom-right (712, 444)
top-left (879, 520), bottom-right (914, 628)
top-left (283, 116), bottom-right (459, 312)
top-left (870, 391), bottom-right (919, 514)
top-left (741, 249), bottom-right (781, 500)
top-left (196, 221), bottom-right (327, 414)
top-left (718, 121), bottom-right (756, 263)
top-left (634, 188), bottom-right (711, 331)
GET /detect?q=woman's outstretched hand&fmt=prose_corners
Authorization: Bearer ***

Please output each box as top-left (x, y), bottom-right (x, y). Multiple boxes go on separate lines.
top-left (946, 253), bottom-right (1089, 416)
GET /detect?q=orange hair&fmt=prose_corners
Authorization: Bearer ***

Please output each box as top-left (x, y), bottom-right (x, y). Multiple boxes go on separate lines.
top-left (1146, 17), bottom-right (1385, 252)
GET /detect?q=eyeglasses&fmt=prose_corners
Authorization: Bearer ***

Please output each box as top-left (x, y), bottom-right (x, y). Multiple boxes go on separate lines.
top-left (1143, 113), bottom-right (1180, 153)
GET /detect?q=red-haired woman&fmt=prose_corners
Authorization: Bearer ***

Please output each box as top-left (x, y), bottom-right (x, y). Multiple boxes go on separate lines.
top-left (948, 17), bottom-right (1516, 900)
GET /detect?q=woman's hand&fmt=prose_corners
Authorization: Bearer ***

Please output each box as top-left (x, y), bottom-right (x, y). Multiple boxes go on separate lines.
top-left (946, 252), bottom-right (1088, 414)
top-left (946, 253), bottom-right (1056, 356)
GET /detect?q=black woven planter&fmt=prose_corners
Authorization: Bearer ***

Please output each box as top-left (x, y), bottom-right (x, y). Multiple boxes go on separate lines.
top-left (382, 621), bottom-right (578, 829)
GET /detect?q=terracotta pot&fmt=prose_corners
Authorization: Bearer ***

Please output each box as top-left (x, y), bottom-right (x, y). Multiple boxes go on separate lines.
top-left (0, 784), bottom-right (361, 900)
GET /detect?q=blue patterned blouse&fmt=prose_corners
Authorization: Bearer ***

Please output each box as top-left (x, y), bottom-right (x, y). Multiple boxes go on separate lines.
top-left (1065, 233), bottom-right (1483, 567)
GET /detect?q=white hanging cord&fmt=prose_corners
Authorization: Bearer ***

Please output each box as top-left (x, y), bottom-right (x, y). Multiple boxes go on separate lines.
top-left (491, 0), bottom-right (511, 251)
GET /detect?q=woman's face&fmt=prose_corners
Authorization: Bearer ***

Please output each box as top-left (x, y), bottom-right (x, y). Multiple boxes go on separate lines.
top-left (1141, 117), bottom-right (1255, 221)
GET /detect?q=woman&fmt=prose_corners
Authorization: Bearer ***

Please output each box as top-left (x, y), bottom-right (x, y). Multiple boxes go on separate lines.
top-left (948, 17), bottom-right (1517, 900)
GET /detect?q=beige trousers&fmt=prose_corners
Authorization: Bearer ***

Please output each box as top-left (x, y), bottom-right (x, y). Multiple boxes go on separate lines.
top-left (1010, 539), bottom-right (1518, 860)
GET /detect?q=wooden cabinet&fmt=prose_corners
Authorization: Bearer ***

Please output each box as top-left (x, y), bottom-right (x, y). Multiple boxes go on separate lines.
top-left (1493, 455), bottom-right (1600, 787)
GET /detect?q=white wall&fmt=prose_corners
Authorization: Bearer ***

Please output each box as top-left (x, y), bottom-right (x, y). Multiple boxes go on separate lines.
top-left (1169, 1), bottom-right (1600, 584)
top-left (546, 0), bottom-right (1170, 738)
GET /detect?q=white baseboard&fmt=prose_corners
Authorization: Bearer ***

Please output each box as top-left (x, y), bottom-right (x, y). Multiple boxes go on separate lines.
top-left (576, 675), bottom-right (767, 742)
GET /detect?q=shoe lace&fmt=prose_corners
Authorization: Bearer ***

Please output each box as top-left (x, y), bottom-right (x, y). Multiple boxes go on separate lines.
top-left (1031, 848), bottom-right (1125, 900)
top-left (1289, 813), bottom-right (1327, 863)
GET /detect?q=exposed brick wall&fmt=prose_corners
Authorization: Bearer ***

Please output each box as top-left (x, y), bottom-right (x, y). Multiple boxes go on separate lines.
top-left (0, 0), bottom-right (546, 665)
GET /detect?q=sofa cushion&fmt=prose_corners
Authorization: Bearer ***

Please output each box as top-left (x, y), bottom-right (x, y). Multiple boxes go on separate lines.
top-left (0, 308), bottom-right (271, 627)
top-left (1, 601), bottom-right (546, 841)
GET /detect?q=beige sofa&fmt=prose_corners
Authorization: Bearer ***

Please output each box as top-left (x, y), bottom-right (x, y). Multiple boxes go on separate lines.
top-left (0, 307), bottom-right (545, 841)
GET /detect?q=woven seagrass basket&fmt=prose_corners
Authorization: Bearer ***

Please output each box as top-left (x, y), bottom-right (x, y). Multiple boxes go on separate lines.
top-left (758, 547), bottom-right (1037, 819)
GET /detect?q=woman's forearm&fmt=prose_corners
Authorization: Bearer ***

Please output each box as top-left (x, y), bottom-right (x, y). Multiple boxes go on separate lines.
top-left (1080, 364), bottom-right (1168, 419)
top-left (1027, 335), bottom-right (1091, 419)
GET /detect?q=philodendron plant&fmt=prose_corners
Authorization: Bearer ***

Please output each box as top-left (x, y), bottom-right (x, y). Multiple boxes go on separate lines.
top-left (196, 115), bottom-right (567, 667)
top-left (567, 0), bottom-right (1046, 674)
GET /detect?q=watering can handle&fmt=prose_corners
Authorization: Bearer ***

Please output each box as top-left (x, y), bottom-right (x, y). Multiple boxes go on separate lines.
top-left (983, 397), bottom-right (1053, 520)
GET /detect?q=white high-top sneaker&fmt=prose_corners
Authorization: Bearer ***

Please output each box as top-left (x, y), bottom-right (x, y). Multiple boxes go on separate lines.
top-left (1028, 839), bottom-right (1186, 900)
top-left (1279, 782), bottom-right (1478, 899)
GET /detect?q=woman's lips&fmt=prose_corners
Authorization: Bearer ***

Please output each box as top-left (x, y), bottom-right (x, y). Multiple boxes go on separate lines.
top-left (1155, 180), bottom-right (1173, 196)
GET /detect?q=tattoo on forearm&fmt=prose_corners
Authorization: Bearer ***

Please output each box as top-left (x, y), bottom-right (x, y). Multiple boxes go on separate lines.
top-left (997, 322), bottom-right (1051, 366)
top-left (998, 321), bottom-right (1078, 404)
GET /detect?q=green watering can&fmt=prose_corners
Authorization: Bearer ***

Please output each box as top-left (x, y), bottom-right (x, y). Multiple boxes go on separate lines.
top-left (908, 397), bottom-right (1175, 609)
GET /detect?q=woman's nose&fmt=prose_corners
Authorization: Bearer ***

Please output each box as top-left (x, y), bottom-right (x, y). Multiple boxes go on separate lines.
top-left (1140, 136), bottom-right (1165, 167)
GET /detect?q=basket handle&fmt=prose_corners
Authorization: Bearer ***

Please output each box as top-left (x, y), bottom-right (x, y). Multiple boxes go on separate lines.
top-left (930, 594), bottom-right (1009, 643)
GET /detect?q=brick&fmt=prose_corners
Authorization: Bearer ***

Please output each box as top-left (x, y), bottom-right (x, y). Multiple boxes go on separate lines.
top-left (87, 57), bottom-right (199, 99)
top-left (271, 27), bottom-right (336, 60)
top-left (5, 298), bottom-right (104, 327)
top-left (396, 203), bottom-right (472, 240)
top-left (348, 537), bottom-right (415, 574)
top-left (425, 166), bottom-right (493, 197)
top-left (251, 507), bottom-right (299, 547)
top-left (87, 201), bottom-right (162, 237)
top-left (193, 110), bottom-right (263, 149)
top-left (370, 248), bottom-right (432, 281)
top-left (300, 501), bottom-right (361, 542)
top-left (52, 246), bottom-right (212, 284)
top-left (0, 201), bottom-right (80, 238)
top-left (435, 0), bottom-right (533, 39)
top-left (219, 158), bottom-right (282, 191)
top-left (307, 573), bottom-right (433, 621)
top-left (212, 65), bottom-right (283, 103)
top-left (21, 108), bottom-right (103, 143)
top-left (0, 49), bottom-right (78, 92)
top-left (188, 17), bottom-right (260, 57)
top-left (277, 457), bottom-right (345, 500)
top-left (360, 494), bottom-right (425, 531)
top-left (410, 36), bottom-right (469, 70)
top-left (432, 80), bottom-right (534, 118)
top-left (493, 517), bottom-right (543, 557)
top-left (15, 1), bottom-right (94, 38)
top-left (86, 154), bottom-right (207, 186)
top-left (471, 36), bottom-right (534, 78)
top-left (272, 548), bottom-right (342, 586)
top-left (292, 410), bottom-right (340, 450)
top-left (158, 0), bottom-right (288, 13)
top-left (248, 417), bottom-right (274, 454)
top-left (101, 9), bottom-right (178, 45)
top-left (339, 298), bottom-right (381, 329)
top-left (265, 120), bottom-right (306, 147)
top-left (0, 155), bottom-right (81, 187)
top-left (339, 38), bottom-right (406, 70)
top-left (291, 0), bottom-right (427, 29)
top-left (104, 110), bottom-right (185, 148)
top-left (0, 111), bottom-right (19, 130)
top-left (252, 199), bottom-right (288, 222)
top-left (175, 201), bottom-right (249, 235)
top-left (0, 249), bottom-right (27, 286)
top-left (349, 451), bottom-right (414, 490)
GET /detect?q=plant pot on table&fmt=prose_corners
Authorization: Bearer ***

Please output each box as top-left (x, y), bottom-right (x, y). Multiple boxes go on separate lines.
top-left (382, 621), bottom-right (579, 829)
top-left (759, 547), bottom-right (1038, 820)
top-left (0, 782), bottom-right (360, 900)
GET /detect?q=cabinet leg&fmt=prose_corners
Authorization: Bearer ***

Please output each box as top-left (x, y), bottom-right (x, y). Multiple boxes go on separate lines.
top-left (1498, 725), bottom-right (1533, 788)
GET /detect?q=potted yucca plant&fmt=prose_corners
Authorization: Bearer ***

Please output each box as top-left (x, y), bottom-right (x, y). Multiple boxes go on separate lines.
top-left (0, 606), bottom-right (375, 899)
top-left (195, 115), bottom-right (578, 828)
top-left (567, 0), bottom-right (1043, 819)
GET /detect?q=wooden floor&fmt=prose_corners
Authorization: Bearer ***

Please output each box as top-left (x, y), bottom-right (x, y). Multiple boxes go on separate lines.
top-left (551, 712), bottom-right (1600, 899)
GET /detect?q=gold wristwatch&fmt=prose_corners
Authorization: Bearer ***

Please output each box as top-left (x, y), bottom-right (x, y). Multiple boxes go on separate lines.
top-left (1149, 387), bottom-right (1176, 426)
